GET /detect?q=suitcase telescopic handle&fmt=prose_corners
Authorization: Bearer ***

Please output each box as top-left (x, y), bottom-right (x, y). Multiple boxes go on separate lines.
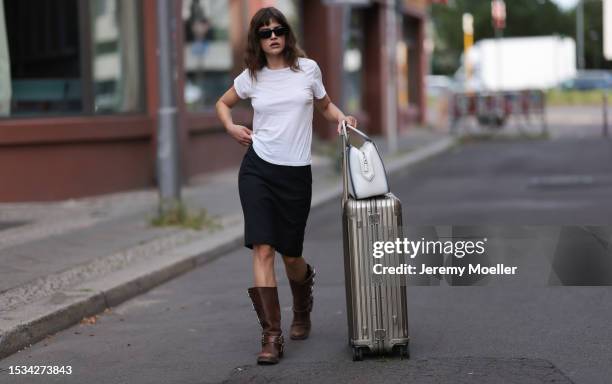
top-left (341, 120), bottom-right (371, 204)
top-left (341, 120), bottom-right (372, 144)
top-left (341, 121), bottom-right (350, 205)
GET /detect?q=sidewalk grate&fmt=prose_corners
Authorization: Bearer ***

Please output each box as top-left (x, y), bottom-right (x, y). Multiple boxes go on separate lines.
top-left (528, 174), bottom-right (612, 189)
top-left (0, 221), bottom-right (29, 232)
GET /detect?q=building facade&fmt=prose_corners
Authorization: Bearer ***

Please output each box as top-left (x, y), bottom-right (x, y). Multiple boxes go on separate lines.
top-left (0, 0), bottom-right (428, 202)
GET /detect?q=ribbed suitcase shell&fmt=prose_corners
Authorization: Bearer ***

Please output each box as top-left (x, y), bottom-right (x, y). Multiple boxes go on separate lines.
top-left (342, 193), bottom-right (410, 359)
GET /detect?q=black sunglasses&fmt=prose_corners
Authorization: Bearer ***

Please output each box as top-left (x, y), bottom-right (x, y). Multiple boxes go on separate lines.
top-left (257, 26), bottom-right (288, 39)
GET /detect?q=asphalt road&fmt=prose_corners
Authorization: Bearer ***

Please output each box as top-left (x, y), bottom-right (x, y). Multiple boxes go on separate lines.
top-left (1, 138), bottom-right (611, 384)
top-left (399, 137), bottom-right (612, 225)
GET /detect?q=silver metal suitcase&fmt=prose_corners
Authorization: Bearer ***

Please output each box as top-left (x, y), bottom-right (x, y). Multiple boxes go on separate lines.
top-left (340, 125), bottom-right (410, 361)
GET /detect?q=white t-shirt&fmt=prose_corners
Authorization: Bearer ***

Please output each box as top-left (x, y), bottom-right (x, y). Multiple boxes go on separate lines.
top-left (233, 57), bottom-right (327, 166)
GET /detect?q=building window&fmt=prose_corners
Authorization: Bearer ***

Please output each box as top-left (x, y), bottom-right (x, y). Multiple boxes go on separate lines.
top-left (343, 9), bottom-right (364, 115)
top-left (181, 0), bottom-right (302, 111)
top-left (182, 0), bottom-right (232, 111)
top-left (275, 0), bottom-right (302, 43)
top-left (0, 1), bottom-right (13, 116)
top-left (0, 0), bottom-right (144, 118)
top-left (403, 16), bottom-right (420, 107)
top-left (90, 0), bottom-right (144, 114)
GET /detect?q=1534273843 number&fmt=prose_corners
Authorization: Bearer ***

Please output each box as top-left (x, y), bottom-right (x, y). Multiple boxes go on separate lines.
top-left (8, 366), bottom-right (72, 375)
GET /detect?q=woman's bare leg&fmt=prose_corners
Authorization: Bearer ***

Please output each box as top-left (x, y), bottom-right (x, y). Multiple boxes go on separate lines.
top-left (283, 255), bottom-right (314, 340)
top-left (253, 244), bottom-right (277, 286)
top-left (282, 255), bottom-right (307, 282)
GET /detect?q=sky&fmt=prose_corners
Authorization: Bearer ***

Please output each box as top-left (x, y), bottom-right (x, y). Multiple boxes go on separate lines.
top-left (552, 0), bottom-right (579, 10)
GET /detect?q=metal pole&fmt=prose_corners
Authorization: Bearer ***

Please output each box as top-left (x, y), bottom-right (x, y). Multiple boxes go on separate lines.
top-left (341, 123), bottom-right (349, 206)
top-left (576, 0), bottom-right (585, 70)
top-left (462, 14), bottom-right (474, 92)
top-left (340, 5), bottom-right (351, 113)
top-left (385, 0), bottom-right (398, 154)
top-left (492, 27), bottom-right (503, 130)
top-left (604, 90), bottom-right (609, 138)
top-left (541, 90), bottom-right (548, 136)
top-left (156, 0), bottom-right (182, 212)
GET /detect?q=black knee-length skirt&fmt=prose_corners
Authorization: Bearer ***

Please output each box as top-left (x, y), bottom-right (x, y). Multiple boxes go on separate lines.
top-left (238, 145), bottom-right (312, 257)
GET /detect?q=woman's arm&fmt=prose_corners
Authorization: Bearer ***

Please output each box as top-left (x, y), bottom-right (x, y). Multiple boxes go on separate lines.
top-left (215, 87), bottom-right (253, 147)
top-left (314, 95), bottom-right (357, 134)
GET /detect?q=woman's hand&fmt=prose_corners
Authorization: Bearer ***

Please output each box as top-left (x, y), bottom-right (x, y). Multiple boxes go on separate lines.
top-left (226, 124), bottom-right (253, 146)
top-left (337, 115), bottom-right (358, 135)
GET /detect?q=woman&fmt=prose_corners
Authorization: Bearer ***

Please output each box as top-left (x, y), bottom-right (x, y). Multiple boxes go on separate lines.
top-left (215, 7), bottom-right (357, 365)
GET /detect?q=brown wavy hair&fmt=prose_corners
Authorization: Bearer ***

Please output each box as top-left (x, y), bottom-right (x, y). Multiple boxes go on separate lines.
top-left (245, 7), bottom-right (305, 81)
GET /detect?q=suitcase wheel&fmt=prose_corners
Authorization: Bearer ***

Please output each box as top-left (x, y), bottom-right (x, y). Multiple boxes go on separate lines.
top-left (352, 346), bottom-right (364, 361)
top-left (398, 344), bottom-right (410, 360)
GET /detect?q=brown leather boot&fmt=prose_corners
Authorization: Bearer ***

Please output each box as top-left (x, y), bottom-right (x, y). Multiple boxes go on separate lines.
top-left (247, 287), bottom-right (284, 364)
top-left (288, 264), bottom-right (315, 340)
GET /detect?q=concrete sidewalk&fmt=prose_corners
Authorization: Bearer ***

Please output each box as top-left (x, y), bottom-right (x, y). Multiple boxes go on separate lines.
top-left (0, 128), bottom-right (454, 359)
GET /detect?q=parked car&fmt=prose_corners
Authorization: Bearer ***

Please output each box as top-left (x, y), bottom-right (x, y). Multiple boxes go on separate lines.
top-left (560, 70), bottom-right (612, 90)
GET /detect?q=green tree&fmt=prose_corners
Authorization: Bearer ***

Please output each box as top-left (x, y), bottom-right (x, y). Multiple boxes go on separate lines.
top-left (578, 1), bottom-right (611, 70)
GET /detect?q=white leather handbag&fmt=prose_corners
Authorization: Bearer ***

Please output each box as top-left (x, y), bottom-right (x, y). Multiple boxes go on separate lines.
top-left (341, 121), bottom-right (390, 199)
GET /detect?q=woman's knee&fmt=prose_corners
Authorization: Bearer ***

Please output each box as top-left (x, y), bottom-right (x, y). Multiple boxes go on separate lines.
top-left (282, 255), bottom-right (303, 266)
top-left (253, 244), bottom-right (275, 263)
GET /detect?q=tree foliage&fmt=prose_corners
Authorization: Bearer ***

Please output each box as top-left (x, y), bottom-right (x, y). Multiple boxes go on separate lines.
top-left (580, 1), bottom-right (607, 69)
top-left (429, 0), bottom-right (609, 75)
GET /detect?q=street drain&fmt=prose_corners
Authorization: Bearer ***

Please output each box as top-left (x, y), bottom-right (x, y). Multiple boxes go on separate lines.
top-left (528, 174), bottom-right (610, 189)
top-left (0, 221), bottom-right (29, 232)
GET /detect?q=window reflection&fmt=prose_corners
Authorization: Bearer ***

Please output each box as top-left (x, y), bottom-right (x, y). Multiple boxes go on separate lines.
top-left (91, 0), bottom-right (143, 114)
top-left (183, 0), bottom-right (232, 110)
top-left (343, 9), bottom-right (363, 115)
top-left (275, 0), bottom-right (301, 42)
top-left (182, 0), bottom-right (301, 111)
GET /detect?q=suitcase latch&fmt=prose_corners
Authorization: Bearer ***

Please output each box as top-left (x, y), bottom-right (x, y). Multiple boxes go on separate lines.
top-left (374, 329), bottom-right (386, 341)
top-left (368, 213), bottom-right (380, 226)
